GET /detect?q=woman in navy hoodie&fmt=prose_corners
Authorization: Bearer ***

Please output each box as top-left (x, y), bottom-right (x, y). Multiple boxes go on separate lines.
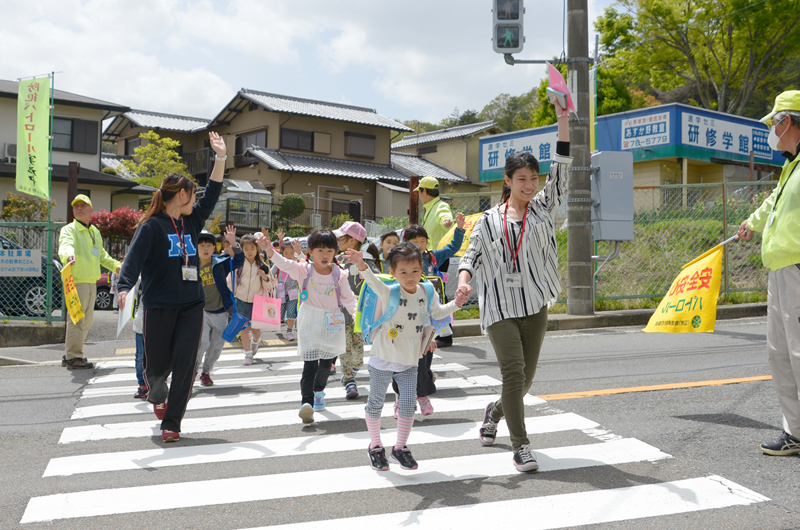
top-left (117, 131), bottom-right (227, 443)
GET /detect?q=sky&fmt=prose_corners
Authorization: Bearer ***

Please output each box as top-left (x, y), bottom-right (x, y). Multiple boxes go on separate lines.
top-left (0, 0), bottom-right (614, 126)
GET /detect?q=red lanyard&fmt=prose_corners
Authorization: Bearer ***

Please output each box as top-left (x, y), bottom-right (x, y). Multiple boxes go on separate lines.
top-left (168, 215), bottom-right (188, 266)
top-left (503, 199), bottom-right (527, 272)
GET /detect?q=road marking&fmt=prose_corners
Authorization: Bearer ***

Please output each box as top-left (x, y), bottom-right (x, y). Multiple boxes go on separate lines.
top-left (87, 361), bottom-right (465, 385)
top-left (239, 475), bottom-right (768, 530)
top-left (113, 347), bottom-right (135, 355)
top-left (44, 413), bottom-right (598, 476)
top-left (22, 438), bottom-right (670, 523)
top-left (71, 375), bottom-right (501, 419)
top-left (58, 394), bottom-right (544, 444)
top-left (537, 375), bottom-right (773, 401)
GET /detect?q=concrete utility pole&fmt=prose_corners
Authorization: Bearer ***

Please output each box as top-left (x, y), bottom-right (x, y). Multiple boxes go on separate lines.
top-left (566, 0), bottom-right (594, 315)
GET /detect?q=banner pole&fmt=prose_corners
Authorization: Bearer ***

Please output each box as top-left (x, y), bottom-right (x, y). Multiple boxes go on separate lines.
top-left (719, 234), bottom-right (738, 246)
top-left (46, 72), bottom-right (54, 324)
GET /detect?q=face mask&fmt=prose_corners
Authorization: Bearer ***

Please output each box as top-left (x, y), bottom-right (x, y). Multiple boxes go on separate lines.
top-left (768, 122), bottom-right (787, 151)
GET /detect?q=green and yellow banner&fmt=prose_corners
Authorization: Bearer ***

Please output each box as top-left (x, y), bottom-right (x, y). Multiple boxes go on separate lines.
top-left (16, 77), bottom-right (50, 200)
top-left (644, 244), bottom-right (723, 333)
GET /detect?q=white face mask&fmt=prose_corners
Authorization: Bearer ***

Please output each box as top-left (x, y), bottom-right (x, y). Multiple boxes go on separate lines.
top-left (768, 122), bottom-right (787, 151)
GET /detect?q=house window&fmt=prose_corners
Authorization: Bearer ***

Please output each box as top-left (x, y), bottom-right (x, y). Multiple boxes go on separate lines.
top-left (280, 128), bottom-right (314, 152)
top-left (345, 132), bottom-right (376, 159)
top-left (125, 137), bottom-right (141, 156)
top-left (234, 129), bottom-right (267, 167)
top-left (53, 118), bottom-right (98, 154)
top-left (53, 118), bottom-right (72, 151)
top-left (418, 145), bottom-right (437, 155)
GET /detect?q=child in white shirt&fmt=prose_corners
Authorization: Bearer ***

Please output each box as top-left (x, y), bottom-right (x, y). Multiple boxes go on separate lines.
top-left (345, 242), bottom-right (467, 471)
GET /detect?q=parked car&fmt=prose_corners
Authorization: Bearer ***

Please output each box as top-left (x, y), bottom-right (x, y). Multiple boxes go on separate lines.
top-left (0, 234), bottom-right (64, 317)
top-left (95, 272), bottom-right (113, 311)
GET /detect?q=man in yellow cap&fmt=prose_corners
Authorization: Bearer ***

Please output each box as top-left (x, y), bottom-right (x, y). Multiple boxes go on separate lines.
top-left (58, 194), bottom-right (121, 369)
top-left (738, 90), bottom-right (800, 456)
top-left (415, 176), bottom-right (454, 251)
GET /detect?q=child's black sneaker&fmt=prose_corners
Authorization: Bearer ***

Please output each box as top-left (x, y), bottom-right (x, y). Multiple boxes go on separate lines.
top-left (368, 446), bottom-right (389, 471)
top-left (760, 430), bottom-right (800, 456)
top-left (479, 402), bottom-right (498, 445)
top-left (512, 444), bottom-right (539, 472)
top-left (390, 446), bottom-right (418, 470)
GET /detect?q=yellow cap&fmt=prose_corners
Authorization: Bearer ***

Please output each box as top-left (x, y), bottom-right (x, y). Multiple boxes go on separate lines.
top-left (761, 90), bottom-right (800, 125)
top-left (413, 176), bottom-right (439, 192)
top-left (71, 194), bottom-right (92, 208)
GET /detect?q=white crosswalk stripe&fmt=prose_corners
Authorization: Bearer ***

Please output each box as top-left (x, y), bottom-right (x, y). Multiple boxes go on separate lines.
top-left (21, 343), bottom-right (770, 528)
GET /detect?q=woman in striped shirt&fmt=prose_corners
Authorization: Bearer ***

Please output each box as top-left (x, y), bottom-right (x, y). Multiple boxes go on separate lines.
top-left (457, 101), bottom-right (571, 472)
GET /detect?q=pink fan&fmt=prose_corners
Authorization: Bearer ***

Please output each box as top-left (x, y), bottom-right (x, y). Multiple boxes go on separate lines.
top-left (546, 62), bottom-right (575, 113)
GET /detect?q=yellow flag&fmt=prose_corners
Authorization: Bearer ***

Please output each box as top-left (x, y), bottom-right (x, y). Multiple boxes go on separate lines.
top-left (644, 245), bottom-right (723, 333)
top-left (60, 263), bottom-right (85, 325)
top-left (436, 212), bottom-right (484, 257)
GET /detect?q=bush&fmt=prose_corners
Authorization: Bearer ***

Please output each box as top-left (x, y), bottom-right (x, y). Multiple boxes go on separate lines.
top-left (0, 192), bottom-right (55, 222)
top-left (90, 207), bottom-right (142, 240)
top-left (279, 194), bottom-right (306, 220)
top-left (101, 167), bottom-right (117, 175)
top-left (378, 216), bottom-right (408, 232)
top-left (329, 213), bottom-right (352, 230)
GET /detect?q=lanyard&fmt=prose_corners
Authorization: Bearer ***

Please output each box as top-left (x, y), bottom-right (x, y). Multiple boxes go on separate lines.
top-left (503, 200), bottom-right (527, 272)
top-left (168, 215), bottom-right (189, 266)
top-left (772, 162), bottom-right (800, 213)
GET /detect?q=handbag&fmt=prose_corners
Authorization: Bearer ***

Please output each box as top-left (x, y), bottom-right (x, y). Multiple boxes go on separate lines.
top-left (222, 265), bottom-right (251, 343)
top-left (251, 290), bottom-right (282, 331)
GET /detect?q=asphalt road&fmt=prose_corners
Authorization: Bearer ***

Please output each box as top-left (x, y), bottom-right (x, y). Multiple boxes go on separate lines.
top-left (0, 314), bottom-right (798, 529)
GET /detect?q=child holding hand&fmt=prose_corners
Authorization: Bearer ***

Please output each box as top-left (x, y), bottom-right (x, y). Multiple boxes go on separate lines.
top-left (260, 229), bottom-right (357, 424)
top-left (345, 243), bottom-right (467, 471)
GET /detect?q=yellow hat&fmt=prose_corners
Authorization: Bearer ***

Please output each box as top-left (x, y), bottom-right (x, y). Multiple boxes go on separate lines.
top-left (413, 176), bottom-right (439, 192)
top-left (71, 194), bottom-right (92, 208)
top-left (761, 90), bottom-right (800, 125)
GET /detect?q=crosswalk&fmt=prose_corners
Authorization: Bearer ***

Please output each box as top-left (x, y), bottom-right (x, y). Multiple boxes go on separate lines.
top-left (20, 343), bottom-right (769, 528)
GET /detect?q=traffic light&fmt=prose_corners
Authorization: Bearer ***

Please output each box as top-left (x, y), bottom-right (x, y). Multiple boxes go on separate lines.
top-left (493, 0), bottom-right (524, 54)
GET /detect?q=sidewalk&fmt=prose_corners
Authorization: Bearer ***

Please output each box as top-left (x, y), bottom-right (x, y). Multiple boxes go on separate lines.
top-left (0, 303), bottom-right (767, 367)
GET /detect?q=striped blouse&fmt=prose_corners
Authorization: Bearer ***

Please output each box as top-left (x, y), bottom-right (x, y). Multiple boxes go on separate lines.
top-left (459, 150), bottom-right (573, 331)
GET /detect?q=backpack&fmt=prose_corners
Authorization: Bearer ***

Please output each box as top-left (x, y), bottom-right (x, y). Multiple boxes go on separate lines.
top-left (299, 263), bottom-right (342, 309)
top-left (355, 274), bottom-right (449, 345)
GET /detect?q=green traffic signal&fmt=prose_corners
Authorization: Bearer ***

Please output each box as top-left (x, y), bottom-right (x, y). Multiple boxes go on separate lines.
top-left (496, 25), bottom-right (520, 49)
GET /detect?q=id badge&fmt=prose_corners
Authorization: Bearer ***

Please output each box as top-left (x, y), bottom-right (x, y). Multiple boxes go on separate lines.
top-left (768, 211), bottom-right (776, 228)
top-left (507, 272), bottom-right (522, 288)
top-left (92, 248), bottom-right (99, 256)
top-left (325, 310), bottom-right (345, 332)
top-left (181, 266), bottom-right (198, 281)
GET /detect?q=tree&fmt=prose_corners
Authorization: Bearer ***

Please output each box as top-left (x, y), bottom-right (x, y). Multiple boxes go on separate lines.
top-left (118, 131), bottom-right (192, 188)
top-left (278, 193), bottom-right (306, 221)
top-left (479, 89), bottom-right (539, 131)
top-left (0, 192), bottom-right (55, 222)
top-left (596, 0), bottom-right (800, 117)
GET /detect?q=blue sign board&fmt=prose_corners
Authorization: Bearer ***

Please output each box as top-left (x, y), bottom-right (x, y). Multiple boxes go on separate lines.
top-left (480, 103), bottom-right (783, 182)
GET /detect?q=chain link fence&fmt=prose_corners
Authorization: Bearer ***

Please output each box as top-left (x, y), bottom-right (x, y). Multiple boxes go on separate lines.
top-left (0, 222), bottom-right (65, 321)
top-left (443, 181), bottom-right (776, 311)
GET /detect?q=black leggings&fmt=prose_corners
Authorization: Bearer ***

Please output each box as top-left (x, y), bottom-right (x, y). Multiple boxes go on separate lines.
top-left (300, 358), bottom-right (333, 405)
top-left (143, 301), bottom-right (204, 432)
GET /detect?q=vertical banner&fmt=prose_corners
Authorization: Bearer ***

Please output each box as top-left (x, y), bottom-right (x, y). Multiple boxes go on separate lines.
top-left (643, 245), bottom-right (723, 333)
top-left (16, 77), bottom-right (51, 200)
top-left (589, 67), bottom-right (597, 152)
top-left (60, 263), bottom-right (85, 325)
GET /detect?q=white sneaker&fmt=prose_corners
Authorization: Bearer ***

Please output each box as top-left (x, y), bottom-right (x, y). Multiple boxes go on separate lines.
top-left (243, 354), bottom-right (253, 366)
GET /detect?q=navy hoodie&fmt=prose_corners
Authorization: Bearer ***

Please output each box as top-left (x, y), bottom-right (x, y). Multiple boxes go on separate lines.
top-left (118, 179), bottom-right (222, 310)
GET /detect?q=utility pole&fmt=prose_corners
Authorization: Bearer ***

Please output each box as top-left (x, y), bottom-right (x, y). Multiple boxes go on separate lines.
top-left (566, 0), bottom-right (594, 315)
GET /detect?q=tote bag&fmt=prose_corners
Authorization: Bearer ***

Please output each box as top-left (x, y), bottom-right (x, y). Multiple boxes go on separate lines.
top-left (251, 291), bottom-right (282, 331)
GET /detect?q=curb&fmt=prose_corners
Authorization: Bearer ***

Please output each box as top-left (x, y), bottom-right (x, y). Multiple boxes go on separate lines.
top-left (451, 302), bottom-right (767, 336)
top-left (0, 304), bottom-right (768, 367)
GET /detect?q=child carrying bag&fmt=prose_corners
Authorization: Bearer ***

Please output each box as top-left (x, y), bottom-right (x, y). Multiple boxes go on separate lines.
top-left (251, 289), bottom-right (282, 331)
top-left (222, 266), bottom-right (251, 343)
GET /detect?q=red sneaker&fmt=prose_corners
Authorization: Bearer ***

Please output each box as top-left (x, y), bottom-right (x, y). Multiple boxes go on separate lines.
top-left (162, 430), bottom-right (180, 442)
top-left (199, 373), bottom-right (213, 386)
top-left (154, 402), bottom-right (167, 420)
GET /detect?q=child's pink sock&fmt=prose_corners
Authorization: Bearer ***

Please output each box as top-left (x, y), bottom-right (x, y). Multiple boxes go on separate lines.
top-left (394, 415), bottom-right (414, 450)
top-left (365, 415), bottom-right (382, 449)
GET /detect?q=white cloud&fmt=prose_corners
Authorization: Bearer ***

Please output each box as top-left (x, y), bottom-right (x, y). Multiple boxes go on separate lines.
top-left (0, 0), bottom-right (613, 124)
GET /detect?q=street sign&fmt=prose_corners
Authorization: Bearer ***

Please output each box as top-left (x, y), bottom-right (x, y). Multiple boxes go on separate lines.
top-left (493, 0), bottom-right (524, 54)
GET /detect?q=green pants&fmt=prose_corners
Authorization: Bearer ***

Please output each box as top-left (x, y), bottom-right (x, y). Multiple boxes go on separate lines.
top-left (340, 323), bottom-right (364, 385)
top-left (485, 306), bottom-right (548, 450)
